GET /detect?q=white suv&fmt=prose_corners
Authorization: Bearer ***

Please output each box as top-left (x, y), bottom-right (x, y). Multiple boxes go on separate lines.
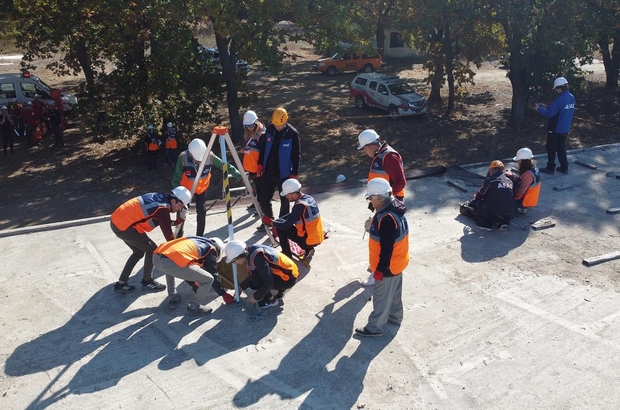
top-left (350, 73), bottom-right (427, 117)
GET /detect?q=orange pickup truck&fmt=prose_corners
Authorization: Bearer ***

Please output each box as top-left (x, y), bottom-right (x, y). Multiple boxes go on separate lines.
top-left (312, 51), bottom-right (383, 75)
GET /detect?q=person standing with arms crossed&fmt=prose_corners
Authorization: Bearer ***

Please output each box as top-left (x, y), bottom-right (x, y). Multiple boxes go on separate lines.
top-left (256, 107), bottom-right (301, 228)
top-left (354, 178), bottom-right (409, 337)
top-left (357, 129), bottom-right (406, 286)
top-left (535, 76), bottom-right (575, 175)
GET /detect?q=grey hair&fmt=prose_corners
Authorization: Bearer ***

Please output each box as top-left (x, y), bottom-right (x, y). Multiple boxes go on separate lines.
top-left (375, 193), bottom-right (392, 202)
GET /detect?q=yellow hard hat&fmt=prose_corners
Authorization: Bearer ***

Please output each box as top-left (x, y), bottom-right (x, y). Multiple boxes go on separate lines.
top-left (488, 160), bottom-right (505, 173)
top-left (272, 107), bottom-right (288, 126)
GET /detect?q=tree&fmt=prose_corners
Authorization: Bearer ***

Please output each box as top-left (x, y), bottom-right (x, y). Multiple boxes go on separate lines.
top-left (585, 0), bottom-right (620, 88)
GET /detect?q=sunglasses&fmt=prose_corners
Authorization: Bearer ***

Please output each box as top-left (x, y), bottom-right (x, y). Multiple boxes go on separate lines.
top-left (244, 123), bottom-right (256, 129)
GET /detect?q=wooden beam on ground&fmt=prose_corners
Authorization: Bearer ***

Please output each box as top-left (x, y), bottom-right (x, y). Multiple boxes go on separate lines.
top-left (582, 251), bottom-right (620, 267)
top-left (531, 219), bottom-right (556, 231)
top-left (574, 160), bottom-right (597, 170)
top-left (606, 207), bottom-right (620, 214)
top-left (447, 180), bottom-right (467, 192)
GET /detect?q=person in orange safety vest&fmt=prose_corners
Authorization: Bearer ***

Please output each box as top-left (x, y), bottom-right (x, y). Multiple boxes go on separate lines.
top-left (110, 187), bottom-right (191, 293)
top-left (163, 122), bottom-right (178, 167)
top-left (144, 124), bottom-right (161, 170)
top-left (354, 178), bottom-right (409, 337)
top-left (172, 138), bottom-right (243, 237)
top-left (508, 147), bottom-right (541, 214)
top-left (224, 240), bottom-right (298, 309)
top-left (153, 236), bottom-right (234, 315)
top-left (269, 178), bottom-right (323, 260)
top-left (241, 110), bottom-right (266, 211)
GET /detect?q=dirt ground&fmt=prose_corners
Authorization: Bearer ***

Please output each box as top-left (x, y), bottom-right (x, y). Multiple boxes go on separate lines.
top-left (1, 42), bottom-right (619, 231)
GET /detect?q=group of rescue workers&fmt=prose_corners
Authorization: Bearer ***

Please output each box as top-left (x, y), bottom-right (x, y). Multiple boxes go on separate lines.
top-left (109, 75), bottom-right (574, 337)
top-left (111, 106), bottom-right (408, 337)
top-left (0, 94), bottom-right (65, 156)
top-left (144, 122), bottom-right (180, 170)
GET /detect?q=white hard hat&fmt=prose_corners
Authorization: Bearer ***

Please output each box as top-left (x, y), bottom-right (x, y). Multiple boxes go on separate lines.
top-left (336, 174), bottom-right (346, 183)
top-left (147, 124), bottom-right (154, 130)
top-left (513, 147), bottom-right (533, 161)
top-left (365, 178), bottom-right (392, 198)
top-left (188, 138), bottom-right (207, 161)
top-left (224, 240), bottom-right (247, 263)
top-left (170, 186), bottom-right (191, 207)
top-left (357, 129), bottom-right (380, 150)
top-left (280, 178), bottom-right (302, 196)
top-left (553, 77), bottom-right (568, 89)
top-left (167, 122), bottom-right (173, 127)
top-left (243, 110), bottom-right (258, 126)
top-left (209, 237), bottom-right (226, 262)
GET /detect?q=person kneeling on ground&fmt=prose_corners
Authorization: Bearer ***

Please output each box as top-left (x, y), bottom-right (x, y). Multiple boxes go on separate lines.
top-left (264, 178), bottom-right (324, 260)
top-left (355, 178), bottom-right (409, 337)
top-left (224, 240), bottom-right (299, 309)
top-left (508, 148), bottom-right (541, 214)
top-left (153, 236), bottom-right (234, 316)
top-left (110, 186), bottom-right (191, 293)
top-left (460, 160), bottom-right (517, 231)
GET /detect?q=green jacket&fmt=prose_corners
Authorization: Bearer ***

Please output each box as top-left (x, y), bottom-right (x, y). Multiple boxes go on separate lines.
top-left (172, 151), bottom-right (243, 188)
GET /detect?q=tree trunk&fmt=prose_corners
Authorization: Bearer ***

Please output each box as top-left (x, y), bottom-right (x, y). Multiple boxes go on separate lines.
top-left (376, 20), bottom-right (385, 57)
top-left (215, 33), bottom-right (243, 144)
top-left (508, 66), bottom-right (529, 125)
top-left (599, 35), bottom-right (620, 88)
top-left (73, 36), bottom-right (95, 97)
top-left (444, 24), bottom-right (455, 111)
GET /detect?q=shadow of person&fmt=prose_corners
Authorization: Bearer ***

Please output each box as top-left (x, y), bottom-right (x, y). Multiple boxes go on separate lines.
top-left (158, 298), bottom-right (280, 370)
top-left (232, 281), bottom-right (392, 408)
top-left (4, 286), bottom-right (208, 409)
top-left (456, 214), bottom-right (530, 262)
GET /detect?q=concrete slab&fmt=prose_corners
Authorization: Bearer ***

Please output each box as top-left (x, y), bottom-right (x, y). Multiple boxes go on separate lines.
top-left (2, 144), bottom-right (620, 409)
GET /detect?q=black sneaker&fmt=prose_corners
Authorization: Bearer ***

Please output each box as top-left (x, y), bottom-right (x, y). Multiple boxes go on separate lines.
top-left (256, 223), bottom-right (265, 230)
top-left (168, 294), bottom-right (182, 309)
top-left (274, 290), bottom-right (284, 300)
top-left (354, 327), bottom-right (383, 337)
top-left (114, 282), bottom-right (136, 293)
top-left (498, 223), bottom-right (509, 231)
top-left (258, 297), bottom-right (279, 309)
top-left (186, 305), bottom-right (213, 316)
top-left (475, 221), bottom-right (493, 231)
top-left (141, 279), bottom-right (166, 292)
top-left (539, 168), bottom-right (554, 175)
top-left (555, 167), bottom-right (568, 174)
top-left (304, 248), bottom-right (315, 260)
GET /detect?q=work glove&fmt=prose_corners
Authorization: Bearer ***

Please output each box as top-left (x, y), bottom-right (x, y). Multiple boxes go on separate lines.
top-left (373, 270), bottom-right (384, 281)
top-left (178, 207), bottom-right (188, 220)
top-left (261, 215), bottom-right (274, 226)
top-left (256, 164), bottom-right (264, 177)
top-left (364, 217), bottom-right (372, 232)
top-left (221, 293), bottom-right (235, 305)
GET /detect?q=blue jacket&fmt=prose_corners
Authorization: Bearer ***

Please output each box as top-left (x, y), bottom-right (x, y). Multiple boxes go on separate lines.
top-left (260, 123), bottom-right (300, 179)
top-left (537, 90), bottom-right (575, 134)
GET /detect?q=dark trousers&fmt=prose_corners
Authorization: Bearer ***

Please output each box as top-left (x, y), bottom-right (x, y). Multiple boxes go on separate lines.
top-left (178, 191), bottom-right (208, 237)
top-left (249, 173), bottom-right (262, 204)
top-left (276, 226), bottom-right (311, 257)
top-left (471, 199), bottom-right (513, 225)
top-left (147, 151), bottom-right (158, 170)
top-left (110, 222), bottom-right (157, 283)
top-left (164, 148), bottom-right (177, 165)
top-left (545, 132), bottom-right (568, 171)
top-left (260, 173), bottom-right (290, 219)
top-left (243, 272), bottom-right (297, 295)
top-left (50, 125), bottom-right (64, 147)
top-left (2, 132), bottom-right (14, 154)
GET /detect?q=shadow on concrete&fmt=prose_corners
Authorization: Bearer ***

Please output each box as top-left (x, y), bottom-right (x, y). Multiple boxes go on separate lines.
top-left (4, 286), bottom-right (210, 409)
top-left (232, 282), bottom-right (395, 408)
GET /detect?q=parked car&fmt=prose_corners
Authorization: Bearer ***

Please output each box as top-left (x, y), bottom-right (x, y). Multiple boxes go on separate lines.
top-left (0, 72), bottom-right (78, 114)
top-left (349, 73), bottom-right (427, 117)
top-left (198, 46), bottom-right (250, 75)
top-left (312, 51), bottom-right (382, 75)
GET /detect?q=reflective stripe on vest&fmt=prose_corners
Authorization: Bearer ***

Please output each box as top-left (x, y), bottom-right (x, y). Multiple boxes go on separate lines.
top-left (243, 137), bottom-right (261, 173)
top-left (368, 208), bottom-right (409, 274)
top-left (155, 236), bottom-right (217, 268)
top-left (368, 144), bottom-right (405, 198)
top-left (111, 193), bottom-right (171, 233)
top-left (294, 194), bottom-right (324, 246)
top-left (248, 246), bottom-right (299, 282)
top-left (179, 151), bottom-right (212, 195)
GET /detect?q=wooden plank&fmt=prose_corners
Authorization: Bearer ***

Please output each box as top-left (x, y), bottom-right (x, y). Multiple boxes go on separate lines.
top-left (606, 207), bottom-right (620, 214)
top-left (531, 219), bottom-right (556, 231)
top-left (553, 185), bottom-right (575, 191)
top-left (447, 179), bottom-right (468, 192)
top-left (582, 251), bottom-right (620, 267)
top-left (574, 160), bottom-right (598, 170)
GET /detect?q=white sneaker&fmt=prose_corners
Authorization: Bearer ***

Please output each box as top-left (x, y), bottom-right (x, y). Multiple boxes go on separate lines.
top-left (361, 273), bottom-right (375, 286)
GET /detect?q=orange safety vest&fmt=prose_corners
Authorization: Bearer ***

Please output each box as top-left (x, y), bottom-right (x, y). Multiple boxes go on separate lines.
top-left (154, 236), bottom-right (218, 268)
top-left (368, 206), bottom-right (409, 275)
top-left (165, 131), bottom-right (178, 149)
top-left (111, 193), bottom-right (172, 234)
top-left (292, 194), bottom-right (324, 246)
top-left (522, 169), bottom-right (541, 207)
top-left (368, 144), bottom-right (406, 198)
top-left (147, 136), bottom-right (159, 152)
top-left (179, 150), bottom-right (212, 195)
top-left (243, 135), bottom-right (261, 173)
top-left (247, 245), bottom-right (299, 282)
